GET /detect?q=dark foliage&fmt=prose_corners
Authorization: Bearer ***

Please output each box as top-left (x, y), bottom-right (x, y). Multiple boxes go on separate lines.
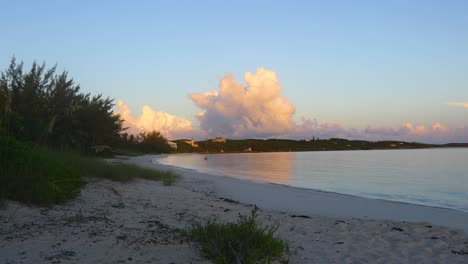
top-left (117, 130), bottom-right (171, 154)
top-left (172, 138), bottom-right (437, 154)
top-left (0, 57), bottom-right (124, 153)
top-left (0, 58), bottom-right (177, 207)
top-left (0, 136), bottom-right (84, 205)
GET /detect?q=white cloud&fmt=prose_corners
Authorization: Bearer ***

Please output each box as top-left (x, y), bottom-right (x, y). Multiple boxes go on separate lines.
top-left (115, 100), bottom-right (194, 139)
top-left (189, 68), bottom-right (295, 138)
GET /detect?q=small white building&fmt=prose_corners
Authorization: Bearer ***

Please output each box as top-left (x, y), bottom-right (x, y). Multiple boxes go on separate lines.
top-left (184, 139), bottom-right (198, 147)
top-left (211, 137), bottom-right (226, 143)
top-left (168, 141), bottom-right (177, 150)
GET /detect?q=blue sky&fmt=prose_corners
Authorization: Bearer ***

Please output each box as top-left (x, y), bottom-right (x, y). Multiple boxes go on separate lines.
top-left (1, 0), bottom-right (467, 142)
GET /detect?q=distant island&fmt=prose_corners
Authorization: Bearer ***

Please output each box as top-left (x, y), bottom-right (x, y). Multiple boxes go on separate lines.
top-left (171, 137), bottom-right (468, 154)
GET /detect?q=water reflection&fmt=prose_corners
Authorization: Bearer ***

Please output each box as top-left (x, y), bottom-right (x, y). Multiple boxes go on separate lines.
top-left (161, 152), bottom-right (294, 184)
top-left (158, 149), bottom-right (468, 211)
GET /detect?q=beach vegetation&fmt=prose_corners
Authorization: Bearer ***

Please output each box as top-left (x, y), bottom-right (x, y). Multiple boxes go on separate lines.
top-left (0, 136), bottom-right (84, 205)
top-left (0, 57), bottom-right (178, 206)
top-left (0, 136), bottom-right (178, 206)
top-left (183, 206), bottom-right (288, 264)
top-left (0, 57), bottom-right (123, 153)
top-left (70, 155), bottom-right (178, 185)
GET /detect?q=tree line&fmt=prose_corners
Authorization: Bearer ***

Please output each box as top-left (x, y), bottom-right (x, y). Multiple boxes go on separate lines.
top-left (0, 57), bottom-right (170, 155)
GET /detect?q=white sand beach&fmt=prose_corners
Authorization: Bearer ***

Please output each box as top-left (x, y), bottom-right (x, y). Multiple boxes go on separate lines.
top-left (1, 155), bottom-right (468, 263)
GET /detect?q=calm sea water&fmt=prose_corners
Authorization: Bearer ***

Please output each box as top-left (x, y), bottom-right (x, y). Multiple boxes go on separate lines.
top-left (157, 149), bottom-right (468, 212)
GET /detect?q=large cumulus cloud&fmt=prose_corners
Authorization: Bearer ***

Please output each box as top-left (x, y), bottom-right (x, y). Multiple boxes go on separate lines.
top-left (114, 68), bottom-right (467, 144)
top-left (189, 68), bottom-right (295, 138)
top-left (115, 100), bottom-right (194, 139)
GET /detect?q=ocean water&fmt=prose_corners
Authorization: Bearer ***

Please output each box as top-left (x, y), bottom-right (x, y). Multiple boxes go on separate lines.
top-left (157, 149), bottom-right (468, 212)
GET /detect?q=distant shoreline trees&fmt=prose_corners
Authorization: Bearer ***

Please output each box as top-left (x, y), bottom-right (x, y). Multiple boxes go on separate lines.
top-left (118, 130), bottom-right (171, 154)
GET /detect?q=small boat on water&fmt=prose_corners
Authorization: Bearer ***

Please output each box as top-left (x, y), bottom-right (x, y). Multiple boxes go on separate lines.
top-left (204, 139), bottom-right (208, 160)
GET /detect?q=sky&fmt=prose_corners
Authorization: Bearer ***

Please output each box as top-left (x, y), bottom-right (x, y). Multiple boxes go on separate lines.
top-left (1, 0), bottom-right (467, 143)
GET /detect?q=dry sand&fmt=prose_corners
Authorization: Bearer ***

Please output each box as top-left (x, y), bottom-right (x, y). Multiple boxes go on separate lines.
top-left (1, 155), bottom-right (468, 263)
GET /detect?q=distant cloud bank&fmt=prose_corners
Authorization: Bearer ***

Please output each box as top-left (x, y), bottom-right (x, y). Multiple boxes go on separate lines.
top-left (114, 69), bottom-right (468, 143)
top-left (448, 102), bottom-right (468, 109)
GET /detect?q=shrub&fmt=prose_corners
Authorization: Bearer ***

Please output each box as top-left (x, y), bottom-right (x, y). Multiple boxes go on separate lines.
top-left (184, 206), bottom-right (288, 264)
top-left (138, 130), bottom-right (171, 153)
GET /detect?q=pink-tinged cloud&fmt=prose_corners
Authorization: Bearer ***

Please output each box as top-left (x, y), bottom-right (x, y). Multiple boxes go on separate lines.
top-left (402, 122), bottom-right (428, 135)
top-left (292, 117), bottom-right (361, 139)
top-left (448, 102), bottom-right (468, 109)
top-left (115, 100), bottom-right (194, 139)
top-left (114, 69), bottom-right (467, 143)
top-left (186, 68), bottom-right (466, 143)
top-left (364, 122), bottom-right (467, 143)
top-left (189, 68), bottom-right (296, 138)
top-left (432, 122), bottom-right (449, 133)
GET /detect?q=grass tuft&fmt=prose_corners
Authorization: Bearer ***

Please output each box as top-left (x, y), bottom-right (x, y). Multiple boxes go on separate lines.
top-left (1, 136), bottom-right (178, 206)
top-left (109, 187), bottom-right (122, 197)
top-left (69, 156), bottom-right (178, 185)
top-left (183, 206), bottom-right (288, 264)
top-left (0, 137), bottom-right (85, 205)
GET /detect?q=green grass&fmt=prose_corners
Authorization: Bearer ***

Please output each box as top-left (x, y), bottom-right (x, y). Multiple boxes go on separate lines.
top-left (0, 137), bottom-right (85, 205)
top-left (183, 206), bottom-right (288, 264)
top-left (113, 148), bottom-right (147, 157)
top-left (0, 137), bottom-right (178, 206)
top-left (68, 155), bottom-right (178, 185)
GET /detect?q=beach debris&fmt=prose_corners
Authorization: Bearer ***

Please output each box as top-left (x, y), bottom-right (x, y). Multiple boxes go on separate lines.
top-left (44, 250), bottom-right (76, 262)
top-left (109, 187), bottom-right (122, 197)
top-left (112, 201), bottom-right (126, 208)
top-left (291, 214), bottom-right (311, 219)
top-left (229, 240), bottom-right (243, 264)
top-left (220, 197), bottom-right (240, 204)
top-left (451, 250), bottom-right (468, 255)
top-left (391, 227), bottom-right (404, 232)
top-left (116, 234), bottom-right (128, 241)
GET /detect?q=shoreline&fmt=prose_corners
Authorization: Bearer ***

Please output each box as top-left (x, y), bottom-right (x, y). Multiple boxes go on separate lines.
top-left (133, 155), bottom-right (468, 231)
top-left (1, 155), bottom-right (468, 263)
top-left (167, 146), bottom-right (468, 155)
top-left (154, 153), bottom-right (468, 214)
